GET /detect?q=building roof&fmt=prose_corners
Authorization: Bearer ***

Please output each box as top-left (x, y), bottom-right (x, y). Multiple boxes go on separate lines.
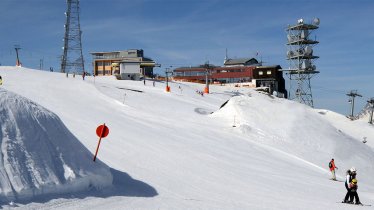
top-left (255, 65), bottom-right (281, 69)
top-left (174, 65), bottom-right (256, 72)
top-left (224, 58), bottom-right (259, 66)
top-left (90, 49), bottom-right (143, 55)
top-left (90, 51), bottom-right (122, 55)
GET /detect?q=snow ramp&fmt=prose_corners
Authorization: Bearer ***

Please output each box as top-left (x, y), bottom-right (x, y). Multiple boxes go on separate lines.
top-left (0, 89), bottom-right (112, 203)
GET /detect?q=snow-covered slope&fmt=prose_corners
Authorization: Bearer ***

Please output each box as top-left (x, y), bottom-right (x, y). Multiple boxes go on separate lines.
top-left (212, 94), bottom-right (374, 183)
top-left (357, 102), bottom-right (373, 123)
top-left (0, 89), bottom-right (112, 203)
top-left (316, 109), bottom-right (374, 150)
top-left (0, 66), bottom-right (373, 209)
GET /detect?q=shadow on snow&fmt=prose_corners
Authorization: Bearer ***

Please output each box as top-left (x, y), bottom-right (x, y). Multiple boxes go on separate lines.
top-left (4, 168), bottom-right (158, 206)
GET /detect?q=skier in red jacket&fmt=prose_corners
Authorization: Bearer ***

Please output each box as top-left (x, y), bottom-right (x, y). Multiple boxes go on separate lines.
top-left (329, 158), bottom-right (338, 180)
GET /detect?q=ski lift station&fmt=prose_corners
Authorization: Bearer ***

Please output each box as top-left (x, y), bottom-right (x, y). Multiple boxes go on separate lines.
top-left (173, 58), bottom-right (286, 96)
top-left (90, 49), bottom-right (158, 80)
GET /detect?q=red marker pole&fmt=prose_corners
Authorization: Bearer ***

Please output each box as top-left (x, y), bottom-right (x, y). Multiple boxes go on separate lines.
top-left (93, 123), bottom-right (109, 162)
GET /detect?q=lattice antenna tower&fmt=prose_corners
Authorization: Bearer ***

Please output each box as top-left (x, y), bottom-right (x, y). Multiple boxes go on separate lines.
top-left (284, 18), bottom-right (320, 107)
top-left (61, 0), bottom-right (85, 73)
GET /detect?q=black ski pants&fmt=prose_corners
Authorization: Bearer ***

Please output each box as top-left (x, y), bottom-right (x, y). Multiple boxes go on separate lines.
top-left (344, 183), bottom-right (351, 202)
top-left (350, 191), bottom-right (360, 203)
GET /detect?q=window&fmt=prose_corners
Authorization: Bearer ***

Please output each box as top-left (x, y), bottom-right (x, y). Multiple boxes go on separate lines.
top-left (259, 71), bottom-right (263, 75)
top-left (267, 70), bottom-right (272, 75)
top-left (175, 72), bottom-right (183, 76)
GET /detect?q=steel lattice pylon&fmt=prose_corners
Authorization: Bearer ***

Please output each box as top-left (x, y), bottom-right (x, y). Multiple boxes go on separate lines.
top-left (284, 18), bottom-right (320, 107)
top-left (61, 0), bottom-right (85, 74)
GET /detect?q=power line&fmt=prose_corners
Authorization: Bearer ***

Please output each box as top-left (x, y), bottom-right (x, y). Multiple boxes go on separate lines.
top-left (312, 85), bottom-right (372, 101)
top-left (312, 85), bottom-right (347, 95)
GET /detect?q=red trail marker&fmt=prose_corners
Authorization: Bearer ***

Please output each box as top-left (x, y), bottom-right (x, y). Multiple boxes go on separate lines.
top-left (93, 123), bottom-right (109, 162)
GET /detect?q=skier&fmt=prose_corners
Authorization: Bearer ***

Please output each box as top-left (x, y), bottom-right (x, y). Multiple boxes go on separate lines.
top-left (0, 75), bottom-right (2, 85)
top-left (329, 158), bottom-right (338, 180)
top-left (342, 167), bottom-right (357, 203)
top-left (349, 178), bottom-right (362, 205)
top-left (82, 71), bottom-right (86, 80)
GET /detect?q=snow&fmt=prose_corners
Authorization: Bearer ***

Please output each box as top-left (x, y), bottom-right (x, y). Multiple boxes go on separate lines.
top-left (0, 66), bottom-right (373, 209)
top-left (0, 88), bottom-right (112, 203)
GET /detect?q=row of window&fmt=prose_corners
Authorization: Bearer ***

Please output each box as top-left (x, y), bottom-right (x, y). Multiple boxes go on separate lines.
top-left (96, 70), bottom-right (112, 75)
top-left (212, 77), bottom-right (252, 83)
top-left (174, 69), bottom-right (247, 77)
top-left (174, 71), bottom-right (205, 76)
top-left (96, 61), bottom-right (112, 66)
top-left (92, 54), bottom-right (120, 60)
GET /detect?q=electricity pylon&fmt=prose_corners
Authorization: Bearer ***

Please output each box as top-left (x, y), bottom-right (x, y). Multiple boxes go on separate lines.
top-left (61, 0), bottom-right (85, 74)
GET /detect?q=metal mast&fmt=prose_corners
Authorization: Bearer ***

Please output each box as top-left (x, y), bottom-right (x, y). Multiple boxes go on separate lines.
top-left (203, 61), bottom-right (211, 94)
top-left (165, 67), bottom-right (173, 92)
top-left (61, 0), bottom-right (85, 74)
top-left (14, 45), bottom-right (21, 66)
top-left (284, 18), bottom-right (320, 107)
top-left (367, 98), bottom-right (374, 124)
top-left (346, 90), bottom-right (362, 119)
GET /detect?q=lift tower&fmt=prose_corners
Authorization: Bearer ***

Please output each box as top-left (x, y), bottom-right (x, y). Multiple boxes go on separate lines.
top-left (61, 0), bottom-right (85, 74)
top-left (346, 90), bottom-right (362, 119)
top-left (14, 45), bottom-right (21, 66)
top-left (284, 18), bottom-right (320, 107)
top-left (367, 98), bottom-right (374, 124)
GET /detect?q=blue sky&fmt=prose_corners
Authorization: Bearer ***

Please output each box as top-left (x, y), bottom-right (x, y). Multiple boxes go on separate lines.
top-left (0, 0), bottom-right (373, 115)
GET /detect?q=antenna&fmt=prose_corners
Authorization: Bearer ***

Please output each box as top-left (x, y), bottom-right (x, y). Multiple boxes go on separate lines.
top-left (224, 48), bottom-right (228, 63)
top-left (283, 18), bottom-right (320, 107)
top-left (61, 0), bottom-right (85, 74)
top-left (14, 45), bottom-right (22, 67)
top-left (313, 17), bottom-right (320, 26)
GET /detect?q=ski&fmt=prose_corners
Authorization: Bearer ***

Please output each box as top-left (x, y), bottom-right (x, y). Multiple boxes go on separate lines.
top-left (338, 202), bottom-right (371, 206)
top-left (329, 178), bottom-right (343, 182)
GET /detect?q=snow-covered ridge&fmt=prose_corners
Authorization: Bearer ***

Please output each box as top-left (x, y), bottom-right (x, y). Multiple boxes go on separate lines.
top-left (0, 89), bottom-right (112, 203)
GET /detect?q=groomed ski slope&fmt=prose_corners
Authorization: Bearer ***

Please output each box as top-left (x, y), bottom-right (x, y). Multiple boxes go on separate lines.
top-left (0, 66), bottom-right (373, 209)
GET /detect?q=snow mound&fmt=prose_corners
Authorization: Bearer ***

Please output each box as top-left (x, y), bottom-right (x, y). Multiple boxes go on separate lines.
top-left (0, 89), bottom-right (112, 203)
top-left (212, 93), bottom-right (374, 182)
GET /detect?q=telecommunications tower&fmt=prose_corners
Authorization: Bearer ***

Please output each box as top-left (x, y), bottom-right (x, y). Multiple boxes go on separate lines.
top-left (284, 18), bottom-right (320, 107)
top-left (61, 0), bottom-right (85, 73)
